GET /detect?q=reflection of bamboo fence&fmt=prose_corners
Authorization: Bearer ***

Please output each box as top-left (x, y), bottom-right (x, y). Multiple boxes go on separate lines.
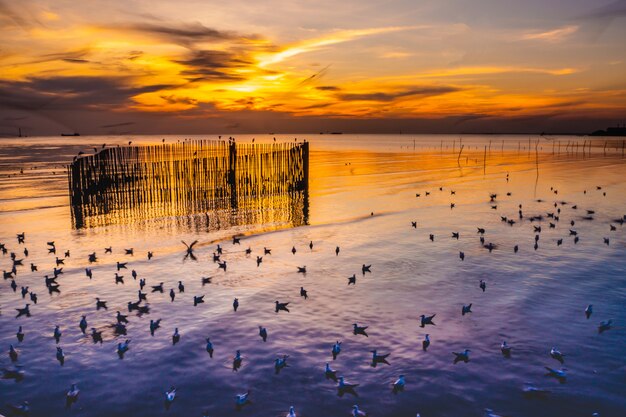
top-left (67, 141), bottom-right (309, 229)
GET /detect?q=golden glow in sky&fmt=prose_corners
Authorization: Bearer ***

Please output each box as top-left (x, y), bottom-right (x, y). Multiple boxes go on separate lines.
top-left (1, 0), bottom-right (625, 134)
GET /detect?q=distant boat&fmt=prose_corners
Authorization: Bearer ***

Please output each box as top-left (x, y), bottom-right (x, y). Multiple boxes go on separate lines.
top-left (330, 132), bottom-right (343, 135)
top-left (61, 133), bottom-right (81, 136)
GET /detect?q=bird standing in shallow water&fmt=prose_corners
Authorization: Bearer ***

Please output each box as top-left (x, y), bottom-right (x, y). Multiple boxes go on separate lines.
top-left (66, 384), bottom-right (80, 408)
top-left (501, 341), bottom-right (511, 357)
top-left (392, 375), bottom-right (405, 394)
top-left (422, 334), bottom-right (430, 351)
top-left (332, 341), bottom-right (342, 360)
top-left (453, 349), bottom-right (470, 364)
top-left (259, 326), bottom-right (267, 342)
top-left (420, 314), bottom-right (436, 327)
top-left (353, 323), bottom-right (369, 337)
top-left (585, 304), bottom-right (593, 319)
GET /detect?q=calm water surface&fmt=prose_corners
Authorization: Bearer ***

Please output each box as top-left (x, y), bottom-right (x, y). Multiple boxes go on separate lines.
top-left (0, 134), bottom-right (625, 417)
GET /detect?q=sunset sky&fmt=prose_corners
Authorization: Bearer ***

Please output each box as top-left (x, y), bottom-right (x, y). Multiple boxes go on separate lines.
top-left (1, 0), bottom-right (625, 135)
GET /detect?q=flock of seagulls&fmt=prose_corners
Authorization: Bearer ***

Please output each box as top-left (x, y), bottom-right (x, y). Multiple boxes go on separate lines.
top-left (1, 178), bottom-right (623, 417)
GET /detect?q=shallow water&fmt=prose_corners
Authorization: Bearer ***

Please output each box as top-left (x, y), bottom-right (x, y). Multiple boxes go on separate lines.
top-left (1, 134), bottom-right (625, 417)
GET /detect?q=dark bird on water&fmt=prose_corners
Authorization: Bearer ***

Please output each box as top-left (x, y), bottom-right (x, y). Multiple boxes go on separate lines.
top-left (300, 287), bottom-right (308, 299)
top-left (353, 323), bottom-right (369, 337)
top-left (420, 314), bottom-right (436, 327)
top-left (275, 301), bottom-right (290, 313)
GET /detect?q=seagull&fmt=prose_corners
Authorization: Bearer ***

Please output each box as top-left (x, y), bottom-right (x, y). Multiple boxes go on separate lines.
top-left (235, 390), bottom-right (250, 408)
top-left (370, 349), bottom-right (390, 366)
top-left (264, 247), bottom-right (272, 255)
top-left (169, 289), bottom-right (175, 302)
top-left (7, 401), bottom-right (29, 416)
top-left (206, 338), bottom-right (214, 357)
top-left (232, 236), bottom-right (241, 245)
top-left (550, 347), bottom-right (565, 364)
top-left (348, 274), bottom-right (356, 285)
top-left (501, 341), bottom-right (511, 357)
top-left (479, 280), bottom-right (486, 292)
top-left (124, 248), bottom-right (134, 255)
top-left (147, 251), bottom-right (153, 260)
top-left (218, 260), bottom-right (227, 271)
top-left (325, 362), bottom-right (338, 381)
top-left (336, 246), bottom-right (340, 256)
top-left (116, 340), bottom-right (131, 358)
top-left (256, 256), bottom-right (263, 267)
top-left (95, 298), bottom-right (107, 310)
top-left (9, 345), bottom-right (19, 362)
top-left (233, 350), bottom-right (243, 371)
top-left (150, 319), bottom-right (161, 336)
top-left (275, 355), bottom-right (289, 374)
top-left (182, 240), bottom-right (198, 260)
top-left (152, 282), bottom-right (164, 293)
top-left (453, 349), bottom-right (470, 363)
top-left (16, 326), bottom-right (24, 342)
top-left (353, 323), bottom-right (368, 337)
top-left (172, 328), bottom-right (180, 345)
top-left (194, 295), bottom-right (205, 306)
top-left (114, 273), bottom-right (124, 284)
top-left (522, 383), bottom-right (551, 398)
top-left (420, 314), bottom-right (436, 327)
top-left (165, 386), bottom-right (176, 408)
top-left (104, 246), bottom-right (112, 253)
top-left (286, 406), bottom-right (296, 417)
top-left (392, 375), bottom-right (405, 394)
top-left (297, 266), bottom-right (306, 274)
top-left (275, 301), bottom-right (290, 313)
top-left (91, 328), bottom-right (103, 344)
top-left (14, 304), bottom-right (31, 319)
top-left (233, 298), bottom-right (239, 311)
top-left (598, 319), bottom-right (613, 333)
top-left (422, 334), bottom-right (430, 351)
top-left (452, 232), bottom-right (460, 239)
top-left (56, 346), bottom-right (65, 365)
top-left (259, 326), bottom-right (267, 342)
top-left (459, 251), bottom-right (465, 261)
top-left (352, 404), bottom-right (367, 416)
top-left (462, 303), bottom-right (472, 316)
top-left (332, 341), bottom-right (342, 360)
top-left (300, 287), bottom-right (308, 299)
top-left (544, 367), bottom-right (567, 382)
top-left (585, 304), bottom-right (593, 319)
top-left (66, 384), bottom-right (80, 407)
top-left (361, 264), bottom-right (371, 274)
top-left (53, 325), bottom-right (62, 343)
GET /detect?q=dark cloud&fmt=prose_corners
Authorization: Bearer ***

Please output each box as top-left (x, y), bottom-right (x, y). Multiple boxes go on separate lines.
top-left (174, 50), bottom-right (252, 81)
top-left (100, 121), bottom-right (135, 128)
top-left (114, 21), bottom-right (260, 47)
top-left (316, 86), bottom-right (341, 91)
top-left (337, 86), bottom-right (460, 102)
top-left (159, 95), bottom-right (198, 105)
top-left (63, 58), bottom-right (90, 63)
top-left (0, 76), bottom-right (177, 112)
